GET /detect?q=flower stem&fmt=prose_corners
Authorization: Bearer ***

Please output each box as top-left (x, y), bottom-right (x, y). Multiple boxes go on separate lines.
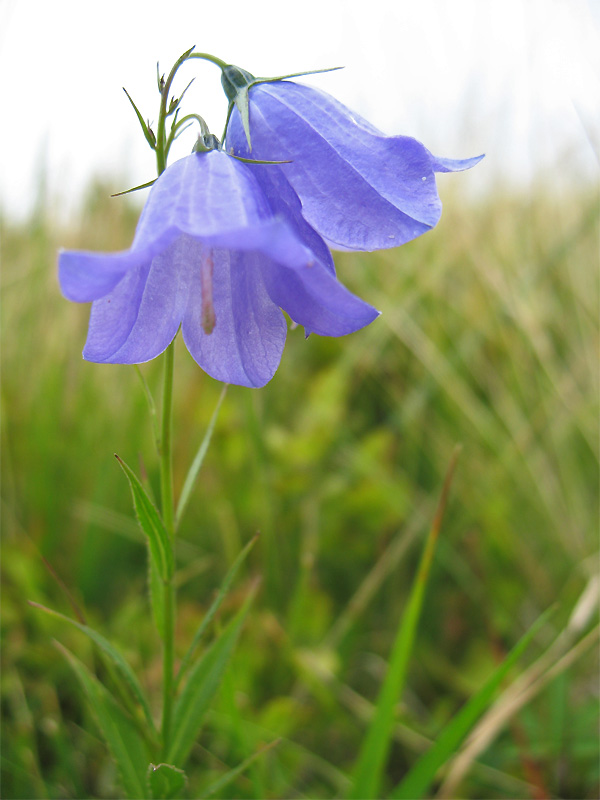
top-left (159, 339), bottom-right (176, 757)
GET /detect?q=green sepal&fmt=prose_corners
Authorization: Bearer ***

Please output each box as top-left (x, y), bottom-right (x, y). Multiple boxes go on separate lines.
top-left (167, 77), bottom-right (195, 116)
top-left (123, 88), bottom-right (156, 149)
top-left (147, 763), bottom-right (187, 799)
top-left (221, 63), bottom-right (343, 151)
top-left (166, 584), bottom-right (257, 767)
top-left (55, 641), bottom-right (151, 800)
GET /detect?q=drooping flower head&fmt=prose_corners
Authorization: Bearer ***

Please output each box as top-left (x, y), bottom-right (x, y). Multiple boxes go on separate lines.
top-left (222, 65), bottom-right (484, 252)
top-left (59, 144), bottom-right (379, 388)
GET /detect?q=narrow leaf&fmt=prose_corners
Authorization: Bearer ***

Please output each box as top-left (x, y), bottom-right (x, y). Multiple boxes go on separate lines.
top-left (167, 585), bottom-right (257, 767)
top-left (201, 738), bottom-right (280, 798)
top-left (111, 179), bottom-right (156, 198)
top-left (391, 607), bottom-right (554, 798)
top-left (30, 602), bottom-right (157, 737)
top-left (175, 385), bottom-right (227, 530)
top-left (55, 641), bottom-right (150, 799)
top-left (175, 534), bottom-right (258, 690)
top-left (349, 447), bottom-right (461, 800)
top-left (147, 763), bottom-right (187, 799)
top-left (116, 454), bottom-right (173, 580)
top-left (123, 88), bottom-right (156, 149)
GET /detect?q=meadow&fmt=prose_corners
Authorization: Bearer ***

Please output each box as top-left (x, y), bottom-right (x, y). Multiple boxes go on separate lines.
top-left (1, 175), bottom-right (598, 798)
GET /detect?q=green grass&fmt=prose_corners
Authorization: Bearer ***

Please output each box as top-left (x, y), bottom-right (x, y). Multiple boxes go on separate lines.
top-left (1, 177), bottom-right (598, 798)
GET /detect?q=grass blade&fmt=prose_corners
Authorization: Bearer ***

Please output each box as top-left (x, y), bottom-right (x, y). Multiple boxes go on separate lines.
top-left (55, 641), bottom-right (150, 799)
top-left (391, 606), bottom-right (554, 798)
top-left (348, 447), bottom-right (461, 800)
top-left (166, 584), bottom-right (256, 767)
top-left (175, 534), bottom-right (258, 690)
top-left (175, 385), bottom-right (227, 531)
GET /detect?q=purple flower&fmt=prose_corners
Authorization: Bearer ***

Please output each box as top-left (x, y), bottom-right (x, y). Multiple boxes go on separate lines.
top-left (225, 79), bottom-right (483, 252)
top-left (59, 149), bottom-right (378, 388)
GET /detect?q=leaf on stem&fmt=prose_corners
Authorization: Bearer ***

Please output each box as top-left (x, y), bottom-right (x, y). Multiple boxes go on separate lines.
top-left (175, 534), bottom-right (258, 690)
top-left (116, 454), bottom-right (173, 581)
top-left (166, 583), bottom-right (258, 767)
top-left (30, 601), bottom-right (157, 737)
top-left (55, 641), bottom-right (151, 800)
top-left (201, 738), bottom-right (280, 798)
top-left (175, 385), bottom-right (228, 530)
top-left (147, 762), bottom-right (187, 799)
top-left (123, 88), bottom-right (156, 149)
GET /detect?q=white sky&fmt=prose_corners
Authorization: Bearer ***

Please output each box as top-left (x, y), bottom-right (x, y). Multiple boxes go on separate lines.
top-left (0, 0), bottom-right (598, 221)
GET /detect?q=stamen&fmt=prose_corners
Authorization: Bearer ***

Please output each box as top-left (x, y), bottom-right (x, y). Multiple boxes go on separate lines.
top-left (200, 250), bottom-right (216, 334)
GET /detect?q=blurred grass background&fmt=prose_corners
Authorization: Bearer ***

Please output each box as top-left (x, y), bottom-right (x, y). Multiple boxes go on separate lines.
top-left (1, 175), bottom-right (598, 798)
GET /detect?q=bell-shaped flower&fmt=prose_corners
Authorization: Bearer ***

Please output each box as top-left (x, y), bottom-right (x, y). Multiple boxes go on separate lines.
top-left (59, 149), bottom-right (379, 388)
top-left (225, 77), bottom-right (483, 252)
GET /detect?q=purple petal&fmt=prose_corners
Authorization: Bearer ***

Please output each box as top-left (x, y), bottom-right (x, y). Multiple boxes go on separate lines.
top-left (83, 236), bottom-right (195, 363)
top-left (182, 249), bottom-right (287, 388)
top-left (244, 162), bottom-right (336, 276)
top-left (136, 151), bottom-right (314, 269)
top-left (261, 258), bottom-right (379, 337)
top-left (431, 154), bottom-right (485, 173)
top-left (58, 229), bottom-right (176, 302)
top-left (227, 82), bottom-right (481, 251)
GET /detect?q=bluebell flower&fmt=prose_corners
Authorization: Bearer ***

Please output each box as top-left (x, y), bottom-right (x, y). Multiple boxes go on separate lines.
top-left (225, 77), bottom-right (483, 252)
top-left (59, 149), bottom-right (379, 388)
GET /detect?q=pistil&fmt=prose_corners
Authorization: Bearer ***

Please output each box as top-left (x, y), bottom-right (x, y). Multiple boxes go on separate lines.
top-left (200, 250), bottom-right (216, 334)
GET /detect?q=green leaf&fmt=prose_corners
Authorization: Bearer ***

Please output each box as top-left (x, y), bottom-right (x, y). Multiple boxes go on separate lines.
top-left (147, 763), bottom-right (187, 799)
top-left (390, 607), bottom-right (554, 799)
top-left (55, 641), bottom-right (151, 799)
top-left (349, 448), bottom-right (461, 800)
top-left (116, 454), bottom-right (173, 581)
top-left (175, 385), bottom-right (227, 531)
top-left (167, 585), bottom-right (256, 767)
top-left (175, 534), bottom-right (258, 690)
top-left (123, 88), bottom-right (156, 149)
top-left (30, 602), bottom-right (157, 738)
top-left (201, 738), bottom-right (280, 798)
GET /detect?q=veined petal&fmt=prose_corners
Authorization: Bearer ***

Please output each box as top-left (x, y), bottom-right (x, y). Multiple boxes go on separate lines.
top-left (83, 236), bottom-right (195, 363)
top-left (261, 258), bottom-right (380, 337)
top-left (182, 249), bottom-right (287, 388)
top-left (227, 81), bottom-right (482, 252)
top-left (243, 162), bottom-right (336, 276)
top-left (430, 153), bottom-right (485, 172)
top-left (58, 228), bottom-right (176, 302)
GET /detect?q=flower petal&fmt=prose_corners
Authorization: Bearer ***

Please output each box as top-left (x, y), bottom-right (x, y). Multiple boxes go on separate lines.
top-left (244, 162), bottom-right (336, 276)
top-left (58, 228), bottom-right (176, 302)
top-left (261, 258), bottom-right (379, 337)
top-left (83, 236), bottom-right (195, 363)
top-left (227, 81), bottom-right (482, 252)
top-left (182, 249), bottom-right (287, 388)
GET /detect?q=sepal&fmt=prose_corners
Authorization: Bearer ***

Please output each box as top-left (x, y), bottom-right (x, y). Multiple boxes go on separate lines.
top-left (123, 88), bottom-right (156, 149)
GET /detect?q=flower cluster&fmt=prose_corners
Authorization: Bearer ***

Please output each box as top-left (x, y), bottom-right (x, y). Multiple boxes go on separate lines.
top-left (59, 55), bottom-right (482, 387)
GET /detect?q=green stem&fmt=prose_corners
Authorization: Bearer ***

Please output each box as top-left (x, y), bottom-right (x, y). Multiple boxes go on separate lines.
top-left (159, 339), bottom-right (176, 757)
top-left (160, 340), bottom-right (175, 535)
